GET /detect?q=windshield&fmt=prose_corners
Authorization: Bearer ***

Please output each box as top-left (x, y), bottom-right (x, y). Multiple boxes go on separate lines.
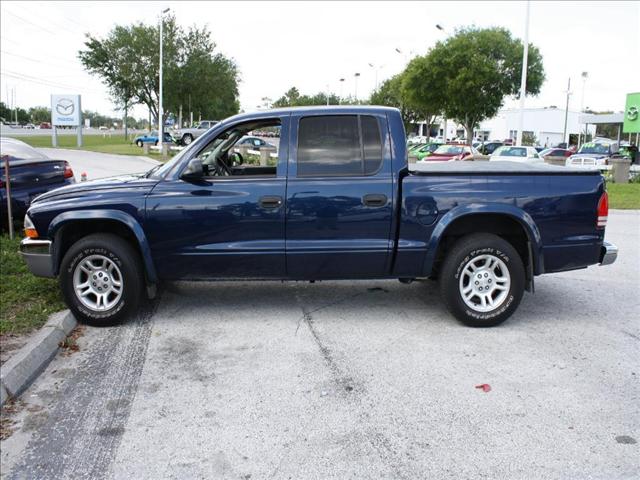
top-left (578, 142), bottom-right (611, 155)
top-left (433, 145), bottom-right (463, 155)
top-left (419, 143), bottom-right (440, 153)
top-left (493, 146), bottom-right (527, 157)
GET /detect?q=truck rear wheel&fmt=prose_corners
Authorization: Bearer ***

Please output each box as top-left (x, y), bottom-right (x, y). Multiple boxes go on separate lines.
top-left (440, 233), bottom-right (525, 327)
top-left (182, 134), bottom-right (193, 145)
top-left (59, 233), bottom-right (144, 325)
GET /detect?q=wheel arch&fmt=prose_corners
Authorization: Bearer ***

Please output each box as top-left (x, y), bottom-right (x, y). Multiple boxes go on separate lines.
top-left (48, 210), bottom-right (158, 283)
top-left (423, 204), bottom-right (543, 281)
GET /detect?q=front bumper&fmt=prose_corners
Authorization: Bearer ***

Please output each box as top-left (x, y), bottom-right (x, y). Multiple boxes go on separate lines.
top-left (599, 241), bottom-right (618, 266)
top-left (20, 238), bottom-right (55, 278)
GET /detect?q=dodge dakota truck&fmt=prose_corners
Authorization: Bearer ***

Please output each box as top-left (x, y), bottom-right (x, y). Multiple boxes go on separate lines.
top-left (19, 106), bottom-right (617, 327)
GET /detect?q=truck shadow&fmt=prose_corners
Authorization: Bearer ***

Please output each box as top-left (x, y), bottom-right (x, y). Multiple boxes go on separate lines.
top-left (154, 279), bottom-right (455, 327)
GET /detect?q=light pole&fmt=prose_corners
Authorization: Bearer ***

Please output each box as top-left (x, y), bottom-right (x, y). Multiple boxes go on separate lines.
top-left (562, 77), bottom-right (572, 147)
top-left (354, 72), bottom-right (360, 102)
top-left (368, 63), bottom-right (383, 92)
top-left (578, 71), bottom-right (588, 146)
top-left (339, 78), bottom-right (345, 104)
top-left (158, 7), bottom-right (170, 146)
top-left (434, 25), bottom-right (448, 141)
top-left (516, 0), bottom-right (530, 147)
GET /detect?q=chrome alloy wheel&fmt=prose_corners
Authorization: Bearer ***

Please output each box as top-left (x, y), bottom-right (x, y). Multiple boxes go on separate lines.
top-left (73, 254), bottom-right (123, 311)
top-left (459, 254), bottom-right (511, 313)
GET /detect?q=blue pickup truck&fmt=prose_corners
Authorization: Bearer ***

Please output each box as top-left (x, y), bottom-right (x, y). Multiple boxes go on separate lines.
top-left (19, 106), bottom-right (617, 327)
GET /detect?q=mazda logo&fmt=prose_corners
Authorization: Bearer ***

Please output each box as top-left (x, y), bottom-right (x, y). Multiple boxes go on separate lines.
top-left (56, 98), bottom-right (75, 116)
top-left (627, 105), bottom-right (638, 121)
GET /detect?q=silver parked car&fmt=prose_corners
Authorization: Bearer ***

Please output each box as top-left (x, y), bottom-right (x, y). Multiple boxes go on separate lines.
top-left (172, 120), bottom-right (219, 145)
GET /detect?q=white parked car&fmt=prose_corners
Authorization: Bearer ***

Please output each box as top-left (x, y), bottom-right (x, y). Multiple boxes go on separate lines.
top-left (489, 146), bottom-right (544, 164)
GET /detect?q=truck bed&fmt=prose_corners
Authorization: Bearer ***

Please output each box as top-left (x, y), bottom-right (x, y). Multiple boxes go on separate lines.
top-left (408, 160), bottom-right (601, 175)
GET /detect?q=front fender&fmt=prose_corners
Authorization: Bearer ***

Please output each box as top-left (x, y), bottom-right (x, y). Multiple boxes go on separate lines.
top-left (48, 209), bottom-right (158, 283)
top-left (422, 203), bottom-right (543, 276)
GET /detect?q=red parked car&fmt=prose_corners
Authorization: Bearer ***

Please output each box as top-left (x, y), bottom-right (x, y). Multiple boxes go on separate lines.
top-left (418, 144), bottom-right (478, 162)
top-left (539, 148), bottom-right (573, 158)
top-left (39, 122), bottom-right (52, 129)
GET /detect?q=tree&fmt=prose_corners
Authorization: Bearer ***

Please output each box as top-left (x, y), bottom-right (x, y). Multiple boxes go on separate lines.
top-left (0, 102), bottom-right (29, 124)
top-left (28, 106), bottom-right (51, 124)
top-left (402, 27), bottom-right (545, 141)
top-left (78, 15), bottom-right (240, 129)
top-left (370, 74), bottom-right (439, 132)
top-left (271, 87), bottom-right (341, 107)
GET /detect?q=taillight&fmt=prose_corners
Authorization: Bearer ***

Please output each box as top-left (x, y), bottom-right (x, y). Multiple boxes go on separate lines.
top-left (63, 161), bottom-right (74, 179)
top-left (597, 191), bottom-right (608, 229)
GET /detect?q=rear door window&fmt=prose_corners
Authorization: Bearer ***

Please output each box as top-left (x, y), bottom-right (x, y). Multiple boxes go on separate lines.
top-left (297, 115), bottom-right (382, 177)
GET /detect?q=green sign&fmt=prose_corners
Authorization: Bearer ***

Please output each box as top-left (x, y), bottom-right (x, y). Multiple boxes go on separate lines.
top-left (623, 92), bottom-right (640, 133)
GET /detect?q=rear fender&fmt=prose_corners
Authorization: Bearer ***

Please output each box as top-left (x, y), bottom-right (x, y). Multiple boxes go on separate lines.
top-left (423, 203), bottom-right (543, 277)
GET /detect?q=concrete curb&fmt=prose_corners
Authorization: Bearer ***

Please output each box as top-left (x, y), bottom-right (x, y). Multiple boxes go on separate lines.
top-left (0, 310), bottom-right (77, 407)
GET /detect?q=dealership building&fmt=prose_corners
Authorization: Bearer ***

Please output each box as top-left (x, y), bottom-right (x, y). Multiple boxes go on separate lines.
top-left (415, 107), bottom-right (597, 146)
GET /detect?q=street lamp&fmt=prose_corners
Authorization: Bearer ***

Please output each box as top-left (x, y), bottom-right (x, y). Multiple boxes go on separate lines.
top-left (434, 24), bottom-right (448, 141)
top-left (578, 71), bottom-right (589, 146)
top-left (516, 0), bottom-right (530, 146)
top-left (158, 7), bottom-right (170, 147)
top-left (339, 78), bottom-right (345, 103)
top-left (562, 77), bottom-right (572, 146)
top-left (368, 63), bottom-right (383, 92)
top-left (354, 72), bottom-right (360, 102)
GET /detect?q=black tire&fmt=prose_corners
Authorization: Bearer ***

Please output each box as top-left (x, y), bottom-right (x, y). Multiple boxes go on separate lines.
top-left (59, 233), bottom-right (144, 325)
top-left (136, 140), bottom-right (143, 147)
top-left (439, 233), bottom-right (525, 327)
top-left (182, 134), bottom-right (193, 145)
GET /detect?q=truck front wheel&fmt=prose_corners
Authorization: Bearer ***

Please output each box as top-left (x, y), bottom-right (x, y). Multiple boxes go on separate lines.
top-left (59, 233), bottom-right (144, 325)
top-left (440, 233), bottom-right (525, 327)
top-left (182, 134), bottom-right (193, 145)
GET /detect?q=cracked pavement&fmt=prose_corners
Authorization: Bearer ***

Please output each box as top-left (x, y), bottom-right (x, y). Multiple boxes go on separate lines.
top-left (1, 210), bottom-right (639, 479)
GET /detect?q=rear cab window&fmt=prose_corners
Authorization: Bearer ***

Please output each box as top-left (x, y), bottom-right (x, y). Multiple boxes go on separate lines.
top-left (296, 115), bottom-right (383, 177)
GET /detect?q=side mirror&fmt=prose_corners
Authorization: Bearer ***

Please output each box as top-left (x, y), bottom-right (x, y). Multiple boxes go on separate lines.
top-left (229, 152), bottom-right (244, 166)
top-left (181, 158), bottom-right (204, 179)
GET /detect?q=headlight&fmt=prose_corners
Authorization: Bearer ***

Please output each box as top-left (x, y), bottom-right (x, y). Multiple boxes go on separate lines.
top-left (24, 215), bottom-right (39, 238)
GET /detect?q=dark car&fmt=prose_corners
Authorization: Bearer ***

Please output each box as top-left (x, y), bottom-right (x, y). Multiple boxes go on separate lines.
top-left (1, 137), bottom-right (75, 227)
top-left (477, 142), bottom-right (503, 155)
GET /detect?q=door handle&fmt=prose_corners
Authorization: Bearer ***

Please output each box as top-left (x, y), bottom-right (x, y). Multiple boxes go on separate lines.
top-left (362, 194), bottom-right (387, 207)
top-left (259, 195), bottom-right (283, 209)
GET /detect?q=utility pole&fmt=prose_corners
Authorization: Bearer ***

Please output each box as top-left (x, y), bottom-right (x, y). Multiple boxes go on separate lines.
top-left (578, 71), bottom-right (588, 146)
top-left (158, 7), bottom-right (170, 146)
top-left (562, 77), bottom-right (572, 147)
top-left (516, 0), bottom-right (530, 147)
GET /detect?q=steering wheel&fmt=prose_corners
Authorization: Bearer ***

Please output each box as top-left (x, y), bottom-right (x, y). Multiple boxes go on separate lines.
top-left (214, 156), bottom-right (232, 176)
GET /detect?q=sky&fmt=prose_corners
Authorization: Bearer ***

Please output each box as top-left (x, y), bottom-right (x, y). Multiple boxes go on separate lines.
top-left (1, 1), bottom-right (638, 121)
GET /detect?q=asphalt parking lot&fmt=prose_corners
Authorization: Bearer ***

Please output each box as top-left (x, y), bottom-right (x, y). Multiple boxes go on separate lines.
top-left (1, 209), bottom-right (638, 479)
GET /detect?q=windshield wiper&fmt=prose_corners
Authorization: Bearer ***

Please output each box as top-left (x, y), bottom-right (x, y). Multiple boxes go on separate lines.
top-left (144, 164), bottom-right (161, 178)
